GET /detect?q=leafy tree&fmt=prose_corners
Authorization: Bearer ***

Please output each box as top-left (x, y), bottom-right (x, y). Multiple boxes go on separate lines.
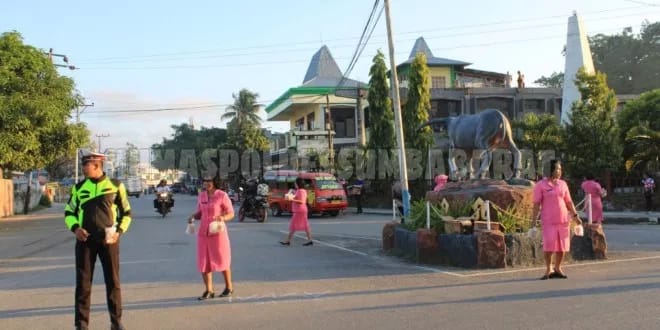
top-left (512, 113), bottom-right (563, 158)
top-left (616, 89), bottom-right (660, 172)
top-left (221, 89), bottom-right (262, 126)
top-left (562, 68), bottom-right (622, 179)
top-left (367, 50), bottom-right (395, 151)
top-left (534, 71), bottom-right (564, 88)
top-left (225, 118), bottom-right (269, 153)
top-left (402, 53), bottom-right (433, 152)
top-left (0, 31), bottom-right (84, 177)
top-left (151, 123), bottom-right (228, 178)
top-left (624, 123), bottom-right (660, 173)
top-left (363, 51), bottom-right (396, 179)
top-left (223, 89), bottom-right (269, 155)
top-left (43, 123), bottom-right (92, 179)
top-left (590, 22), bottom-right (660, 94)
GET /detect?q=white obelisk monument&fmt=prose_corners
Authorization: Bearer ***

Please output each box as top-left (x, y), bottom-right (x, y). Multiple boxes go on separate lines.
top-left (561, 12), bottom-right (595, 125)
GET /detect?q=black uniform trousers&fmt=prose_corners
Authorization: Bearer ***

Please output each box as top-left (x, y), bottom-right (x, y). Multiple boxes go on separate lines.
top-left (75, 238), bottom-right (122, 329)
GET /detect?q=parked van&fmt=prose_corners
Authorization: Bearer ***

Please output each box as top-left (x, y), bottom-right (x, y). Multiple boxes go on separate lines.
top-left (264, 170), bottom-right (347, 217)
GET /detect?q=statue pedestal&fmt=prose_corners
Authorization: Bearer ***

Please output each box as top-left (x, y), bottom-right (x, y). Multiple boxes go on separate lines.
top-left (427, 179), bottom-right (535, 223)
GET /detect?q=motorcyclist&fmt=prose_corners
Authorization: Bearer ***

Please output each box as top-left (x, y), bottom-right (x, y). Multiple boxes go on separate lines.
top-left (153, 179), bottom-right (174, 209)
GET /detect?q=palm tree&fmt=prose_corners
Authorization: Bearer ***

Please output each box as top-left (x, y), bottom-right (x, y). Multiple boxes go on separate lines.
top-left (625, 122), bottom-right (660, 172)
top-left (221, 89), bottom-right (262, 126)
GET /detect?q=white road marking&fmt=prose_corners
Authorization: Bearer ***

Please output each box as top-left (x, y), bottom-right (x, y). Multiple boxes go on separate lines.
top-left (279, 231), bottom-right (467, 277)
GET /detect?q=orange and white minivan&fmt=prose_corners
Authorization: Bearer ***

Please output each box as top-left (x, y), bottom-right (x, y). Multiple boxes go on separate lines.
top-left (264, 170), bottom-right (348, 217)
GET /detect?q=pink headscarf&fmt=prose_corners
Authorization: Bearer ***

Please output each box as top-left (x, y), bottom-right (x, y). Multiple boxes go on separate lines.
top-left (433, 174), bottom-right (449, 192)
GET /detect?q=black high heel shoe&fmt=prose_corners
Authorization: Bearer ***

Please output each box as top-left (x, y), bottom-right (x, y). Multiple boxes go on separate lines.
top-left (219, 288), bottom-right (233, 297)
top-left (279, 241), bottom-right (290, 246)
top-left (302, 241), bottom-right (313, 246)
top-left (198, 290), bottom-right (215, 300)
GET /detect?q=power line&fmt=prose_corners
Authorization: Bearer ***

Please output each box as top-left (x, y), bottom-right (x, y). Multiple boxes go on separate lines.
top-left (342, 0), bottom-right (381, 80)
top-left (77, 10), bottom-right (658, 70)
top-left (78, 23), bottom-right (640, 71)
top-left (624, 0), bottom-right (659, 7)
top-left (75, 5), bottom-right (651, 64)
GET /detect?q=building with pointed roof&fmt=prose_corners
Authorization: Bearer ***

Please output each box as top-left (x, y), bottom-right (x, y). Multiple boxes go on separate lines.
top-left (398, 37), bottom-right (562, 125)
top-left (265, 46), bottom-right (367, 170)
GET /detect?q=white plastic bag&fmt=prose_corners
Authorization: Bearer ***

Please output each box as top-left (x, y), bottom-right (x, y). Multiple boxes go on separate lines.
top-left (105, 225), bottom-right (117, 244)
top-left (573, 225), bottom-right (584, 237)
top-left (208, 221), bottom-right (225, 234)
top-left (185, 222), bottom-right (196, 235)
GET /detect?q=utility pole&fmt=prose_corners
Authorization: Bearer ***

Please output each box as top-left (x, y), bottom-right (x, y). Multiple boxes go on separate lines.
top-left (326, 94), bottom-right (335, 172)
top-left (384, 0), bottom-right (410, 218)
top-left (96, 134), bottom-right (110, 153)
top-left (45, 48), bottom-right (77, 70)
top-left (74, 103), bottom-right (94, 182)
top-left (357, 87), bottom-right (366, 147)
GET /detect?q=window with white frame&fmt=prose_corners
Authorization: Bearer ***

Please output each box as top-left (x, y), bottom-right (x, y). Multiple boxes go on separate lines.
top-left (431, 76), bottom-right (446, 89)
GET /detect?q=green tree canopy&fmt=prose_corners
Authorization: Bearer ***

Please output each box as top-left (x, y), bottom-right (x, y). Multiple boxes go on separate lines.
top-left (562, 68), bottom-right (622, 179)
top-left (366, 50), bottom-right (395, 151)
top-left (151, 123), bottom-right (228, 178)
top-left (534, 71), bottom-right (564, 88)
top-left (221, 88), bottom-right (262, 126)
top-left (512, 113), bottom-right (563, 158)
top-left (225, 117), bottom-right (269, 153)
top-left (616, 88), bottom-right (660, 172)
top-left (590, 22), bottom-right (660, 94)
top-left (402, 53), bottom-right (433, 151)
top-left (223, 88), bottom-right (269, 154)
top-left (0, 31), bottom-right (86, 176)
top-left (43, 122), bottom-right (91, 179)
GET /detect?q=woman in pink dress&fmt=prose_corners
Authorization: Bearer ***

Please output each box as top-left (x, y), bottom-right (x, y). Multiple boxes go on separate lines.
top-left (532, 160), bottom-right (582, 280)
top-left (187, 176), bottom-right (234, 300)
top-left (581, 174), bottom-right (604, 223)
top-left (280, 177), bottom-right (313, 246)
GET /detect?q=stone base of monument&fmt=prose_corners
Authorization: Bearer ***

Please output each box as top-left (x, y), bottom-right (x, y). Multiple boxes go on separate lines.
top-left (417, 229), bottom-right (440, 263)
top-left (477, 230), bottom-right (506, 268)
top-left (384, 225), bottom-right (612, 268)
top-left (384, 179), bottom-right (607, 268)
top-left (571, 224), bottom-right (608, 260)
top-left (382, 222), bottom-right (398, 251)
top-left (504, 233), bottom-right (546, 267)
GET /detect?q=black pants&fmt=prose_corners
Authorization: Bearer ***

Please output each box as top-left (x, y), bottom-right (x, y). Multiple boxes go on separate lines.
top-left (355, 194), bottom-right (363, 213)
top-left (645, 193), bottom-right (654, 211)
top-left (75, 239), bottom-right (122, 329)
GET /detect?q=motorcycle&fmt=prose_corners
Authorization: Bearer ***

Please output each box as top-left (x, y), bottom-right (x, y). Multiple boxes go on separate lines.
top-left (238, 183), bottom-right (269, 223)
top-left (155, 192), bottom-right (173, 217)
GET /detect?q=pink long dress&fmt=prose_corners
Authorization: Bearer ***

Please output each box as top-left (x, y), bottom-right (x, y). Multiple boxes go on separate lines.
top-left (581, 180), bottom-right (604, 223)
top-left (289, 188), bottom-right (310, 232)
top-left (533, 178), bottom-right (574, 252)
top-left (195, 189), bottom-right (232, 273)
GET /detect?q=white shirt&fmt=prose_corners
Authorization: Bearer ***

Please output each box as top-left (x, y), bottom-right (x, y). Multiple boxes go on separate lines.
top-left (156, 185), bottom-right (171, 193)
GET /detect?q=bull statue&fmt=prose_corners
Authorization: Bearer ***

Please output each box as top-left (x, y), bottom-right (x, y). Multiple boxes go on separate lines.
top-left (419, 108), bottom-right (522, 179)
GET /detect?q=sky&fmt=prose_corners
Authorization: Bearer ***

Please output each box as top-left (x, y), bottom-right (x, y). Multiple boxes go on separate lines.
top-left (2, 0), bottom-right (659, 155)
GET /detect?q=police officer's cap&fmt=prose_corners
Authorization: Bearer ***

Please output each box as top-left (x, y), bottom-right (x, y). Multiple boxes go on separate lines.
top-left (80, 149), bottom-right (106, 163)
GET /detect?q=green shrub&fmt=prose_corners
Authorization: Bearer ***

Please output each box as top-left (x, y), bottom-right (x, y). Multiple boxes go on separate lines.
top-left (445, 198), bottom-right (476, 219)
top-left (402, 199), bottom-right (445, 233)
top-left (496, 204), bottom-right (532, 233)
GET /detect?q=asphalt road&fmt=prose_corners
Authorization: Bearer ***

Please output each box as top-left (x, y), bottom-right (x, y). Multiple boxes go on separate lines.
top-left (1, 194), bottom-right (659, 330)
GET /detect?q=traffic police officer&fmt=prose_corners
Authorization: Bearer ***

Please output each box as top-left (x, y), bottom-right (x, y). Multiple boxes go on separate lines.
top-left (64, 149), bottom-right (132, 330)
